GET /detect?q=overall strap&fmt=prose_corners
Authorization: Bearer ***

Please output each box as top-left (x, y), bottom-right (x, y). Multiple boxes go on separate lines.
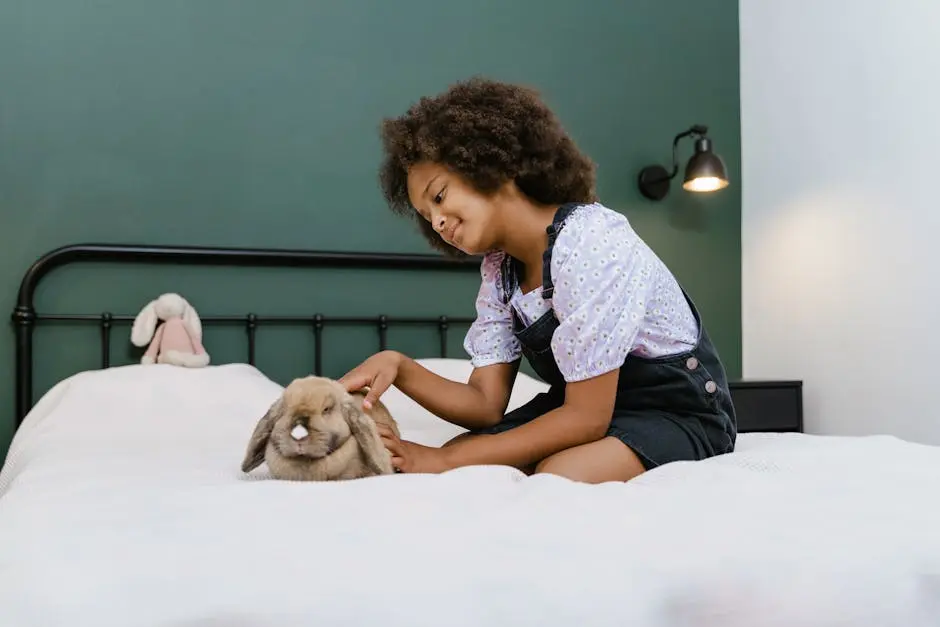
top-left (541, 203), bottom-right (581, 300)
top-left (498, 202), bottom-right (583, 304)
top-left (499, 254), bottom-right (518, 306)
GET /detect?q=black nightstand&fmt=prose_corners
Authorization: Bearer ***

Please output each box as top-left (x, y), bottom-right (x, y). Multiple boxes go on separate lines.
top-left (729, 380), bottom-right (803, 433)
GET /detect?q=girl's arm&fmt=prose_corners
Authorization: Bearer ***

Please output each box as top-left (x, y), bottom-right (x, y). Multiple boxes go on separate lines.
top-left (438, 369), bottom-right (619, 470)
top-left (394, 352), bottom-right (520, 430)
top-left (342, 253), bottom-right (522, 430)
top-left (340, 350), bottom-right (519, 431)
top-left (365, 252), bottom-right (521, 431)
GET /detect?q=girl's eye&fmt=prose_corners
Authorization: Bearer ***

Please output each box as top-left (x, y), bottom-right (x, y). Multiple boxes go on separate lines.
top-left (433, 188), bottom-right (445, 204)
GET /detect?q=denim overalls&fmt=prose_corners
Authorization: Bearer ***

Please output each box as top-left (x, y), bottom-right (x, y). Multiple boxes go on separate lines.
top-left (471, 203), bottom-right (737, 469)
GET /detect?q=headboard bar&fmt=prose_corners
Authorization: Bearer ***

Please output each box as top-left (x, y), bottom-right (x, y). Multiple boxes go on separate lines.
top-left (16, 243), bottom-right (479, 308)
top-left (11, 243), bottom-right (482, 425)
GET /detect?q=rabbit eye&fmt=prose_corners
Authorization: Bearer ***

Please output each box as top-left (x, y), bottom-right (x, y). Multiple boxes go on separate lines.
top-left (323, 404), bottom-right (334, 414)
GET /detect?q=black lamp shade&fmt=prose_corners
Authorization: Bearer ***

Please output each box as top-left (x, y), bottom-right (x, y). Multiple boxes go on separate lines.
top-left (682, 137), bottom-right (729, 193)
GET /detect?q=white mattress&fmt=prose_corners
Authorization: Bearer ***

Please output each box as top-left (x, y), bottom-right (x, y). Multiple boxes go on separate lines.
top-left (1, 362), bottom-right (940, 626)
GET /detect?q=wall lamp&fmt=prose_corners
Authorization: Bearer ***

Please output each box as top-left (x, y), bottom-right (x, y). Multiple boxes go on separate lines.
top-left (637, 124), bottom-right (729, 201)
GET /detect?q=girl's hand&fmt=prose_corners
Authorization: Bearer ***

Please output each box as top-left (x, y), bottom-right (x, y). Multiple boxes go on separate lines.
top-left (338, 350), bottom-right (402, 410)
top-left (376, 422), bottom-right (450, 474)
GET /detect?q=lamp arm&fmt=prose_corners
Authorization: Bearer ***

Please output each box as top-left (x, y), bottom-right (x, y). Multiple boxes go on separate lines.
top-left (667, 124), bottom-right (709, 179)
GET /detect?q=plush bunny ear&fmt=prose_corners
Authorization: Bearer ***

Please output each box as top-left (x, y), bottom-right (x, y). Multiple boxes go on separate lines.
top-left (342, 397), bottom-right (395, 476)
top-left (130, 300), bottom-right (159, 347)
top-left (241, 397), bottom-right (284, 473)
top-left (180, 298), bottom-right (203, 343)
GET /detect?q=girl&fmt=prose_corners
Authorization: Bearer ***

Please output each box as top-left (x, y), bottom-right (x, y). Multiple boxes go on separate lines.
top-left (339, 77), bottom-right (736, 483)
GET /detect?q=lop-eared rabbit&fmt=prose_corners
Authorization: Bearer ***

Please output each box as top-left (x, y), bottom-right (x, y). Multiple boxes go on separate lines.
top-left (241, 376), bottom-right (400, 481)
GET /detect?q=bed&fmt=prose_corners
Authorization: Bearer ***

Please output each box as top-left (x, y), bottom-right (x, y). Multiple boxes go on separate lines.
top-left (2, 243), bottom-right (940, 626)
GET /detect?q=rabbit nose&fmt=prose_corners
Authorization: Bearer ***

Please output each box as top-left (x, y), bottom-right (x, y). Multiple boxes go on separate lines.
top-left (290, 423), bottom-right (309, 440)
top-left (289, 416), bottom-right (310, 441)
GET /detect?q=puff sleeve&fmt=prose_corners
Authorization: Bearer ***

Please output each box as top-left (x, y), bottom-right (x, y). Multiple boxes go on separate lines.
top-left (548, 211), bottom-right (652, 382)
top-left (462, 252), bottom-right (522, 367)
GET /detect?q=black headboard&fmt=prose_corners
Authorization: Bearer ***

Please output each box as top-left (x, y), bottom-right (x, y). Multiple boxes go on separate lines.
top-left (10, 243), bottom-right (481, 426)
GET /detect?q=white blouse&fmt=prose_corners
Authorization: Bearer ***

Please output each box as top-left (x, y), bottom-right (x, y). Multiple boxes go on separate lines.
top-left (462, 202), bottom-right (699, 383)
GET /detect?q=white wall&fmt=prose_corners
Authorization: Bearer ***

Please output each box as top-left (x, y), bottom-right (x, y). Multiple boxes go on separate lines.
top-left (740, 0), bottom-right (940, 446)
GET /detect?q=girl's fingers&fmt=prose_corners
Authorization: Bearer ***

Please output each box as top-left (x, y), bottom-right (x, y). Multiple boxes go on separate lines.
top-left (375, 423), bottom-right (396, 439)
top-left (362, 371), bottom-right (393, 409)
top-left (339, 371), bottom-right (371, 393)
top-left (380, 433), bottom-right (402, 455)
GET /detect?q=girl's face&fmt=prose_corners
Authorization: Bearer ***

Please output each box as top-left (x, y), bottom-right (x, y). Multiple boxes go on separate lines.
top-left (406, 162), bottom-right (501, 255)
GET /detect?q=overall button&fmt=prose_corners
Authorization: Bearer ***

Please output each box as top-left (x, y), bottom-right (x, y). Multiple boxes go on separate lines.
top-left (686, 357), bottom-right (699, 370)
top-left (704, 380), bottom-right (717, 394)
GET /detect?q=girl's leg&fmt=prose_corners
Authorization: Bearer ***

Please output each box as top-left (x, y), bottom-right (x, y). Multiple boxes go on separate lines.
top-left (535, 411), bottom-right (713, 483)
top-left (534, 437), bottom-right (647, 483)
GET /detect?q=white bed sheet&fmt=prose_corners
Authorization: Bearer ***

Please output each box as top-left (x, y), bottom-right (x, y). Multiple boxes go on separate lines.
top-left (1, 363), bottom-right (940, 626)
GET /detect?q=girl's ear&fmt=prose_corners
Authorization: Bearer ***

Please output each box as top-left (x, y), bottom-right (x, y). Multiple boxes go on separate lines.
top-left (130, 300), bottom-right (159, 347)
top-left (180, 298), bottom-right (203, 343)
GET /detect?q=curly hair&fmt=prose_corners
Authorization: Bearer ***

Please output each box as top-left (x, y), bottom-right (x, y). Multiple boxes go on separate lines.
top-left (378, 77), bottom-right (597, 255)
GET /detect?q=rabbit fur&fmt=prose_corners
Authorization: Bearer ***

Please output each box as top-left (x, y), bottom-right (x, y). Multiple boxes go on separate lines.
top-left (131, 293), bottom-right (210, 368)
top-left (241, 376), bottom-right (400, 481)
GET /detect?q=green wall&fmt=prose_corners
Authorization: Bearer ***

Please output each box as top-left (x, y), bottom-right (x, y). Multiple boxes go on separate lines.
top-left (0, 1), bottom-right (741, 457)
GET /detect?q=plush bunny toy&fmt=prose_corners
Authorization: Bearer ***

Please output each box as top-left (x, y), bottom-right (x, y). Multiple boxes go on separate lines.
top-left (131, 293), bottom-right (210, 367)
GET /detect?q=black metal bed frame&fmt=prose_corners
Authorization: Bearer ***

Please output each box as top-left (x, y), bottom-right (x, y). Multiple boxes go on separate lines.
top-left (10, 243), bottom-right (481, 426)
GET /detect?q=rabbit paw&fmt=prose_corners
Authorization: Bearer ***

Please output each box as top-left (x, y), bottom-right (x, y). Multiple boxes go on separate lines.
top-left (141, 355), bottom-right (155, 365)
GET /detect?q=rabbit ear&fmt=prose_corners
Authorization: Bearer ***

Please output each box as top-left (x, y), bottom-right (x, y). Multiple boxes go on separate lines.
top-left (180, 298), bottom-right (203, 343)
top-left (342, 397), bottom-right (395, 476)
top-left (130, 300), bottom-right (159, 347)
top-left (241, 397), bottom-right (284, 473)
